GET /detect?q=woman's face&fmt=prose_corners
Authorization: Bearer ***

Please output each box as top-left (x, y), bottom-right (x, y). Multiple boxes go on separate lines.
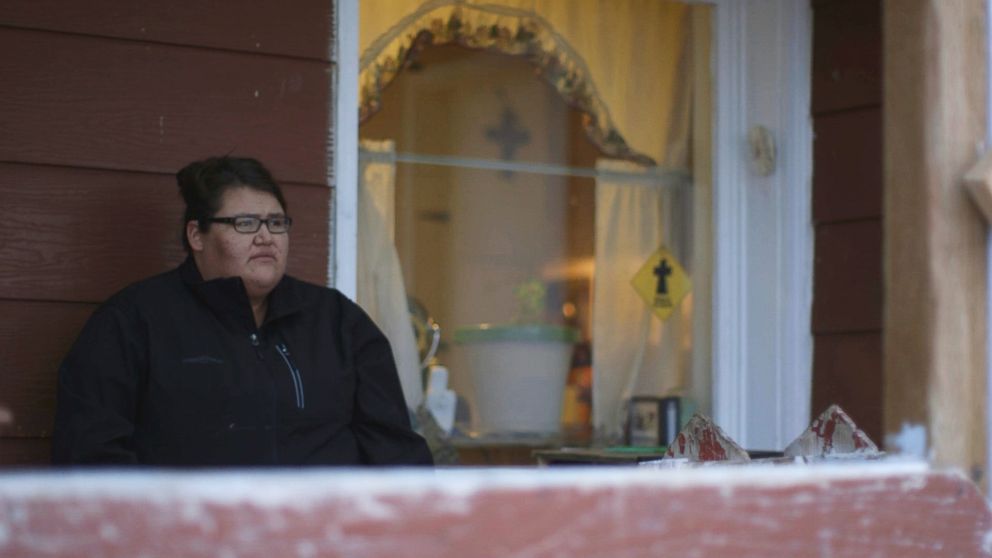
top-left (187, 186), bottom-right (290, 301)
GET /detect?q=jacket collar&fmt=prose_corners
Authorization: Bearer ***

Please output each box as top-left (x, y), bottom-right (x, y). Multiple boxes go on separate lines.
top-left (178, 257), bottom-right (305, 328)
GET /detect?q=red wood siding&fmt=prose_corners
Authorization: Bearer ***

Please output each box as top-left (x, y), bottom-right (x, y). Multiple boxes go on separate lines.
top-left (0, 301), bottom-right (95, 439)
top-left (811, 332), bottom-right (883, 432)
top-left (0, 29), bottom-right (329, 185)
top-left (2, 1), bottom-right (333, 60)
top-left (811, 0), bottom-right (882, 113)
top-left (811, 0), bottom-right (884, 442)
top-left (0, 4), bottom-right (334, 465)
top-left (812, 108), bottom-right (883, 222)
top-left (812, 220), bottom-right (883, 332)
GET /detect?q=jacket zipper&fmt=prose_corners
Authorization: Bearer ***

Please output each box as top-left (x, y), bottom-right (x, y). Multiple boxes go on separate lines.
top-left (275, 343), bottom-right (305, 409)
top-left (249, 333), bottom-right (264, 360)
top-left (249, 331), bottom-right (279, 463)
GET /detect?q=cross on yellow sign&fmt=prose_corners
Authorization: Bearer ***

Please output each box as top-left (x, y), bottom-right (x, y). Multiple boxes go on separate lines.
top-left (631, 246), bottom-right (692, 321)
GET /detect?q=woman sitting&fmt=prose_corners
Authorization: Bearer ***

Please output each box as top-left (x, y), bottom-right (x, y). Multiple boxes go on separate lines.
top-left (53, 156), bottom-right (433, 466)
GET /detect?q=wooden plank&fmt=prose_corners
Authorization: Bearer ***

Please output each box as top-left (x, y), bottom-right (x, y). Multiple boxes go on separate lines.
top-left (0, 466), bottom-right (988, 557)
top-left (812, 332), bottom-right (883, 443)
top-left (812, 0), bottom-right (881, 113)
top-left (812, 220), bottom-right (882, 333)
top-left (0, 438), bottom-right (51, 467)
top-left (283, 185), bottom-right (331, 288)
top-left (1, 1), bottom-right (333, 61)
top-left (884, 0), bottom-right (987, 478)
top-left (0, 28), bottom-right (330, 185)
top-left (813, 107), bottom-right (882, 224)
top-left (0, 163), bottom-right (328, 303)
top-left (0, 301), bottom-right (95, 438)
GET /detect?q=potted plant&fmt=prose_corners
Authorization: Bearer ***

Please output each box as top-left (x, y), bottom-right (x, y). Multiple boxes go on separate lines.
top-left (454, 280), bottom-right (579, 437)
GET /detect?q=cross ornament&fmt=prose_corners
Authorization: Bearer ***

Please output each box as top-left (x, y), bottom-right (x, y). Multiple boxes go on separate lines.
top-left (485, 106), bottom-right (531, 178)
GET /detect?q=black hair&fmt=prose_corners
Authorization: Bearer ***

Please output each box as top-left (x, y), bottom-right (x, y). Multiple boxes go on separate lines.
top-left (176, 156), bottom-right (288, 252)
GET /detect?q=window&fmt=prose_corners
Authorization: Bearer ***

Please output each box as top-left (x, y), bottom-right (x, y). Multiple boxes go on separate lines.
top-left (360, 39), bottom-right (708, 443)
top-left (346, 0), bottom-right (813, 450)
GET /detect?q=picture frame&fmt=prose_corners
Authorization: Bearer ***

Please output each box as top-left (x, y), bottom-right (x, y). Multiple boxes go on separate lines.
top-left (626, 396), bottom-right (681, 447)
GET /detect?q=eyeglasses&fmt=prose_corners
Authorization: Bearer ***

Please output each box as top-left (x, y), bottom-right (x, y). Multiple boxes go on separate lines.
top-left (205, 215), bottom-right (293, 234)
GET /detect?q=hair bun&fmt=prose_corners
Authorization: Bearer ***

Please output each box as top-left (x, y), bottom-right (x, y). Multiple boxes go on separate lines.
top-left (176, 161), bottom-right (207, 206)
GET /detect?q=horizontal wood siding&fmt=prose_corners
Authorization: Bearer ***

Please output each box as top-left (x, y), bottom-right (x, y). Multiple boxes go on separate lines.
top-left (0, 28), bottom-right (329, 185)
top-left (0, 301), bottom-right (95, 438)
top-left (1, 1), bottom-right (333, 60)
top-left (0, 3), bottom-right (334, 465)
top-left (812, 108), bottom-right (882, 222)
top-left (812, 220), bottom-right (883, 333)
top-left (811, 332), bottom-right (883, 437)
top-left (811, 0), bottom-right (882, 113)
top-left (810, 0), bottom-right (884, 442)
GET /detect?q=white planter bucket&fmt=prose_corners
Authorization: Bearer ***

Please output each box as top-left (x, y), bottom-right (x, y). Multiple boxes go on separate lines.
top-left (454, 324), bottom-right (579, 436)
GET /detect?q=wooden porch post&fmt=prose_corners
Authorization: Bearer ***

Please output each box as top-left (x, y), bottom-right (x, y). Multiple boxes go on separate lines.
top-left (884, 0), bottom-right (988, 481)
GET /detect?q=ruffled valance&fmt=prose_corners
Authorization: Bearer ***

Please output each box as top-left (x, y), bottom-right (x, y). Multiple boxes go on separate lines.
top-left (360, 0), bottom-right (704, 169)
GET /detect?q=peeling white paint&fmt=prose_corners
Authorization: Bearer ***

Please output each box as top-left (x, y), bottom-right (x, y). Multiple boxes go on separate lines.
top-left (899, 474), bottom-right (927, 492)
top-left (253, 90), bottom-right (260, 98)
top-left (982, 529), bottom-right (992, 553)
top-left (235, 526), bottom-right (260, 544)
top-left (99, 523), bottom-right (120, 542)
top-left (9, 506), bottom-right (27, 525)
top-left (427, 492), bottom-right (472, 516)
top-left (816, 527), bottom-right (836, 556)
top-left (295, 540), bottom-right (317, 558)
top-left (179, 501), bottom-right (217, 533)
top-left (788, 492), bottom-right (816, 505)
top-left (265, 514), bottom-right (288, 531)
top-left (885, 423), bottom-right (928, 459)
top-left (63, 507), bottom-right (84, 525)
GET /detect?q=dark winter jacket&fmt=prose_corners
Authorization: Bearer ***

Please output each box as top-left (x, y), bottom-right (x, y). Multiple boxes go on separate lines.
top-left (52, 257), bottom-right (433, 466)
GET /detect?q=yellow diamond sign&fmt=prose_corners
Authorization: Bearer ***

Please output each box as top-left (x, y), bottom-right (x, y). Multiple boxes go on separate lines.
top-left (631, 246), bottom-right (692, 321)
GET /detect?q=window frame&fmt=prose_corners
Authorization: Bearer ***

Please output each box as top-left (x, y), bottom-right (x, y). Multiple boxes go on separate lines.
top-left (333, 0), bottom-right (813, 450)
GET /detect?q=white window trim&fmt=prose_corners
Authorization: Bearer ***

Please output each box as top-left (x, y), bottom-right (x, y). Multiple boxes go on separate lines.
top-left (332, 0), bottom-right (360, 299)
top-left (332, 0), bottom-right (814, 450)
top-left (709, 0), bottom-right (813, 450)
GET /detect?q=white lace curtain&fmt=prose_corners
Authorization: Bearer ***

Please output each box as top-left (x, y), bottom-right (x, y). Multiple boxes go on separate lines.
top-left (593, 160), bottom-right (695, 440)
top-left (356, 139), bottom-right (423, 409)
